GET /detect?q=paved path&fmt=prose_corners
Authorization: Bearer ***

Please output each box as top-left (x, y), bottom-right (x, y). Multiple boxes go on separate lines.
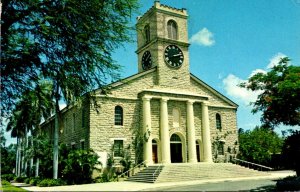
top-left (145, 178), bottom-right (276, 191)
top-left (13, 170), bottom-right (295, 191)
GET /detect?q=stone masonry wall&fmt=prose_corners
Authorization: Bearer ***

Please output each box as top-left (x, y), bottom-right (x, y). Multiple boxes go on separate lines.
top-left (89, 97), bottom-right (141, 164)
top-left (40, 99), bottom-right (90, 150)
top-left (209, 107), bottom-right (239, 162)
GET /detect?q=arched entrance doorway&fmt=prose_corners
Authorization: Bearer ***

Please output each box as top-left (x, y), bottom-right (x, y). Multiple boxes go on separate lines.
top-left (170, 134), bottom-right (183, 163)
top-left (152, 139), bottom-right (158, 163)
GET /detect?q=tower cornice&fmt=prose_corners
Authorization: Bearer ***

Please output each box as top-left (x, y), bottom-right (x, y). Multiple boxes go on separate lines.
top-left (136, 37), bottom-right (190, 54)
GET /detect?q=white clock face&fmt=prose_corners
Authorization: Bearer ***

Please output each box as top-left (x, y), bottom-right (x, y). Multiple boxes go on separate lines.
top-left (164, 45), bottom-right (184, 68)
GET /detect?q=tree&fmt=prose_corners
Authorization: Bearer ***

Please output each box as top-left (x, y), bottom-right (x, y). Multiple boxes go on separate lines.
top-left (240, 57), bottom-right (300, 127)
top-left (238, 126), bottom-right (283, 165)
top-left (1, 143), bottom-right (17, 175)
top-left (6, 80), bottom-right (54, 176)
top-left (282, 131), bottom-right (300, 176)
top-left (61, 148), bottom-right (101, 184)
top-left (1, 128), bottom-right (17, 175)
top-left (2, 0), bottom-right (139, 179)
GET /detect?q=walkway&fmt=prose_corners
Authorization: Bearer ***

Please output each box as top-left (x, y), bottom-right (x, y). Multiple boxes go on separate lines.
top-left (12, 170), bottom-right (295, 191)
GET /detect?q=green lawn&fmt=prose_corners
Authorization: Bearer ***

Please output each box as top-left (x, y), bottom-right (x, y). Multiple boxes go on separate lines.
top-left (1, 180), bottom-right (27, 192)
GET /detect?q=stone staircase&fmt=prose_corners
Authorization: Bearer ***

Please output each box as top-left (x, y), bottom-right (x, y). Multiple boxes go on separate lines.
top-left (126, 163), bottom-right (271, 183)
top-left (126, 165), bottom-right (164, 183)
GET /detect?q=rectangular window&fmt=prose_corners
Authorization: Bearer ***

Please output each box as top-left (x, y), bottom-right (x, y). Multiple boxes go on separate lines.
top-left (218, 143), bottom-right (224, 155)
top-left (113, 140), bottom-right (123, 157)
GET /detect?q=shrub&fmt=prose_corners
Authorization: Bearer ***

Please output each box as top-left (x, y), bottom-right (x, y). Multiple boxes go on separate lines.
top-left (276, 176), bottom-right (300, 191)
top-left (14, 176), bottom-right (27, 182)
top-left (24, 177), bottom-right (31, 184)
top-left (37, 179), bottom-right (66, 187)
top-left (29, 178), bottom-right (41, 186)
top-left (61, 149), bottom-right (101, 184)
top-left (1, 180), bottom-right (11, 185)
top-left (99, 167), bottom-right (117, 183)
top-left (1, 174), bottom-right (15, 181)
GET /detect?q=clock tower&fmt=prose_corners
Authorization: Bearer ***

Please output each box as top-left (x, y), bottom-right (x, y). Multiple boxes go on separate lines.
top-left (136, 1), bottom-right (190, 89)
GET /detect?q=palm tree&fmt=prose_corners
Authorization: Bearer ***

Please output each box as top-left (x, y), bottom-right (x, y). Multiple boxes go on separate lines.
top-left (6, 80), bottom-right (54, 176)
top-left (7, 102), bottom-right (29, 176)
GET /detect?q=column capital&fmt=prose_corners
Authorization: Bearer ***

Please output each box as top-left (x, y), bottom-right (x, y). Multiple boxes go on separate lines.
top-left (202, 101), bottom-right (209, 106)
top-left (187, 100), bottom-right (195, 105)
top-left (142, 95), bottom-right (152, 101)
top-left (161, 97), bottom-right (169, 102)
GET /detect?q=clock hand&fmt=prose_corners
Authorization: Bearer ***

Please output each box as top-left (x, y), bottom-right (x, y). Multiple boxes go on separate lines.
top-left (172, 53), bottom-right (182, 57)
top-left (146, 54), bottom-right (150, 60)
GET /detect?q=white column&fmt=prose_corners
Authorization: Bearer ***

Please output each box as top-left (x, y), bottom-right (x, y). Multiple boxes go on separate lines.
top-left (143, 96), bottom-right (153, 165)
top-left (201, 101), bottom-right (213, 162)
top-left (160, 97), bottom-right (171, 164)
top-left (187, 100), bottom-right (197, 163)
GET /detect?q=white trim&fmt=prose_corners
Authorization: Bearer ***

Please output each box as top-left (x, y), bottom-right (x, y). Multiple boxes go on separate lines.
top-left (209, 105), bottom-right (237, 109)
top-left (96, 95), bottom-right (138, 100)
top-left (80, 139), bottom-right (85, 142)
top-left (142, 88), bottom-right (208, 98)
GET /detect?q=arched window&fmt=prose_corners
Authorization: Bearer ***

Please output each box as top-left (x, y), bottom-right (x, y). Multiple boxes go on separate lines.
top-left (114, 106), bottom-right (123, 126)
top-left (167, 20), bottom-right (177, 40)
top-left (144, 24), bottom-right (150, 43)
top-left (216, 113), bottom-right (222, 130)
top-left (170, 134), bottom-right (181, 142)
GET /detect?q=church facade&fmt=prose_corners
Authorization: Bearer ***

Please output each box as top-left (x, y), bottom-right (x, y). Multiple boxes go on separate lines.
top-left (42, 1), bottom-right (239, 167)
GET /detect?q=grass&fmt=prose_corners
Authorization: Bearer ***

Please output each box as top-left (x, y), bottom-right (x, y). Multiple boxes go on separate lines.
top-left (1, 180), bottom-right (27, 192)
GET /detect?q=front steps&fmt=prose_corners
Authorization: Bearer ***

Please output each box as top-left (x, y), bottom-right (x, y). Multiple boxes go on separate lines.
top-left (126, 165), bottom-right (164, 183)
top-left (126, 163), bottom-right (271, 183)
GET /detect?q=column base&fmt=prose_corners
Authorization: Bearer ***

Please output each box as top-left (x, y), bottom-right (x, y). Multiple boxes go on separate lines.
top-left (188, 158), bottom-right (198, 163)
top-left (145, 160), bottom-right (154, 166)
top-left (161, 160), bottom-right (171, 164)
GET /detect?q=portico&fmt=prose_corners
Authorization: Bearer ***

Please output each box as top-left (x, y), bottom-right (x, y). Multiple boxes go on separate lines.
top-left (141, 90), bottom-right (213, 165)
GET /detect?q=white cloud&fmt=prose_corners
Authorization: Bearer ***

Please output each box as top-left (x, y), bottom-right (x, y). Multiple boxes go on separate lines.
top-left (222, 53), bottom-right (288, 105)
top-left (189, 28), bottom-right (215, 46)
top-left (249, 69), bottom-right (266, 78)
top-left (267, 52), bottom-right (287, 69)
top-left (223, 74), bottom-right (262, 105)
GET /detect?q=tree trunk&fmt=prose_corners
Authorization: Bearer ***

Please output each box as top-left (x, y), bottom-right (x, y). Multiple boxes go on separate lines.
top-left (53, 96), bottom-right (60, 179)
top-left (16, 138), bottom-right (20, 176)
top-left (35, 158), bottom-right (39, 177)
top-left (24, 128), bottom-right (28, 176)
top-left (30, 137), bottom-right (33, 176)
top-left (21, 138), bottom-right (25, 176)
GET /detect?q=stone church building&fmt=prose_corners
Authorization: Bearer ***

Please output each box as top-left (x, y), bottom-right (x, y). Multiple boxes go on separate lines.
top-left (42, 1), bottom-right (239, 167)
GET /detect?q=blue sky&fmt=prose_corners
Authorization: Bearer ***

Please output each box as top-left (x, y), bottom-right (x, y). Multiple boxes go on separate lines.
top-left (3, 0), bottom-right (300, 145)
top-left (112, 0), bottom-right (300, 132)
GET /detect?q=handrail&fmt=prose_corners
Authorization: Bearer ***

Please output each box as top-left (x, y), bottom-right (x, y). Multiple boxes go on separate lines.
top-left (152, 164), bottom-right (163, 182)
top-left (117, 160), bottom-right (146, 181)
top-left (233, 158), bottom-right (273, 171)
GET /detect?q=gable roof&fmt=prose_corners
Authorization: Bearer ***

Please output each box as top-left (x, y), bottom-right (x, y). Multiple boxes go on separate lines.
top-left (98, 67), bottom-right (157, 92)
top-left (190, 73), bottom-right (238, 108)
